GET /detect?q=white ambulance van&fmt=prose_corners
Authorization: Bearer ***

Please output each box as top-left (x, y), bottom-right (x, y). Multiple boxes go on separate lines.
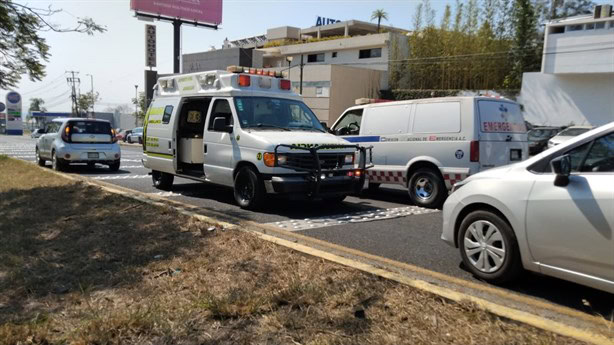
top-left (330, 97), bottom-right (528, 208)
top-left (142, 67), bottom-right (370, 210)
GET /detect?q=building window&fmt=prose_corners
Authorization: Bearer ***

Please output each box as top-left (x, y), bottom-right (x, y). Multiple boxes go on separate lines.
top-left (609, 20), bottom-right (614, 29)
top-left (567, 24), bottom-right (583, 32)
top-left (585, 23), bottom-right (595, 30)
top-left (596, 21), bottom-right (606, 29)
top-left (359, 48), bottom-right (382, 59)
top-left (332, 52), bottom-right (337, 58)
top-left (307, 53), bottom-right (324, 63)
top-left (550, 26), bottom-right (565, 34)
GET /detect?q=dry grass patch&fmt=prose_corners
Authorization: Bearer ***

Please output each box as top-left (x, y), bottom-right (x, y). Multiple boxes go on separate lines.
top-left (0, 157), bottom-right (585, 345)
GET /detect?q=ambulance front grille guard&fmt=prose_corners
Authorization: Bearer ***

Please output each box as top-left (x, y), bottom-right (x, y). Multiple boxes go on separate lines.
top-left (274, 144), bottom-right (374, 196)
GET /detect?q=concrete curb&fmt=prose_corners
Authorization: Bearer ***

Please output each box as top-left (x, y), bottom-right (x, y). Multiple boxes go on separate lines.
top-left (20, 158), bottom-right (614, 345)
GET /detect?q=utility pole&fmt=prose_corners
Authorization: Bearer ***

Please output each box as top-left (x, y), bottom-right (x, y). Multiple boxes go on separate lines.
top-left (86, 74), bottom-right (94, 117)
top-left (66, 71), bottom-right (80, 117)
top-left (299, 54), bottom-right (304, 95)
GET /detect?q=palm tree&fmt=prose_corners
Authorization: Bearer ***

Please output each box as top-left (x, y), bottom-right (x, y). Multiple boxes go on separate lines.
top-left (371, 9), bottom-right (389, 32)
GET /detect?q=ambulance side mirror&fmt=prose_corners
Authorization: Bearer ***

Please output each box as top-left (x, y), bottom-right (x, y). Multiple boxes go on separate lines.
top-left (212, 117), bottom-right (233, 133)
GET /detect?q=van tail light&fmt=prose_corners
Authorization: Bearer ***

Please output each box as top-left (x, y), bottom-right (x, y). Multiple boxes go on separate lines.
top-left (279, 79), bottom-right (291, 90)
top-left (470, 141), bottom-right (479, 162)
top-left (238, 74), bottom-right (251, 87)
top-left (61, 126), bottom-right (71, 143)
top-left (111, 128), bottom-right (118, 143)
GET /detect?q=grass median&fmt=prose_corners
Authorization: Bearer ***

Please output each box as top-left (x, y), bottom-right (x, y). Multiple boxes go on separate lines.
top-left (0, 156), bottom-right (584, 345)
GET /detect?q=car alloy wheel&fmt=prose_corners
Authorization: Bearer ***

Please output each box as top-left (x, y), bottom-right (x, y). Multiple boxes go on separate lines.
top-left (463, 220), bottom-right (506, 273)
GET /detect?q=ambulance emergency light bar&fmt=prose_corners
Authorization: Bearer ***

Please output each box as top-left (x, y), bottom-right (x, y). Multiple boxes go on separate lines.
top-left (227, 66), bottom-right (291, 91)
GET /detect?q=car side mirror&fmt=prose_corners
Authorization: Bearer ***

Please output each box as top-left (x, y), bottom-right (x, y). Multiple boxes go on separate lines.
top-left (551, 154), bottom-right (571, 187)
top-left (212, 117), bottom-right (233, 133)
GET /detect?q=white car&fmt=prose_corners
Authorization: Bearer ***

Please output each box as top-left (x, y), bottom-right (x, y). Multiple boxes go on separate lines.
top-left (547, 125), bottom-right (593, 148)
top-left (441, 122), bottom-right (614, 293)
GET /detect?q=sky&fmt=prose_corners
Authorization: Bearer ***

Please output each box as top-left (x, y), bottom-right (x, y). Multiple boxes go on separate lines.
top-left (5, 0), bottom-right (452, 114)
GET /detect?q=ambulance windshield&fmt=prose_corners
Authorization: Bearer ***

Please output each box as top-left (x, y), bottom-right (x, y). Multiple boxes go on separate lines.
top-left (234, 97), bottom-right (325, 132)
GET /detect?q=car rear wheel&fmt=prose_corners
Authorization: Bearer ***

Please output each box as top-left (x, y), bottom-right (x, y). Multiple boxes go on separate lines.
top-left (407, 168), bottom-right (447, 209)
top-left (51, 151), bottom-right (65, 172)
top-left (458, 210), bottom-right (523, 285)
top-left (36, 148), bottom-right (45, 167)
top-left (152, 170), bottom-right (174, 190)
top-left (109, 161), bottom-right (120, 172)
top-left (234, 166), bottom-right (265, 210)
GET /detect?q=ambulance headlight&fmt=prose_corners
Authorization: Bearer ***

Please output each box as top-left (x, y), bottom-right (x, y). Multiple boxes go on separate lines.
top-left (277, 154), bottom-right (287, 165)
top-left (344, 154), bottom-right (355, 165)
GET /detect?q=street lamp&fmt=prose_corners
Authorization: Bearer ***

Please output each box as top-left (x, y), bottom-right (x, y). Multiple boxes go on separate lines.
top-left (134, 85), bottom-right (138, 126)
top-left (85, 74), bottom-right (94, 117)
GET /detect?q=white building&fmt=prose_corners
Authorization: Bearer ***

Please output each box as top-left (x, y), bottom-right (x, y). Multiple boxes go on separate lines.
top-left (183, 20), bottom-right (409, 125)
top-left (519, 6), bottom-right (614, 126)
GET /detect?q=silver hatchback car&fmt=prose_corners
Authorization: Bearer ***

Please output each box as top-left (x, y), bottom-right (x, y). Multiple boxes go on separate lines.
top-left (35, 118), bottom-right (121, 171)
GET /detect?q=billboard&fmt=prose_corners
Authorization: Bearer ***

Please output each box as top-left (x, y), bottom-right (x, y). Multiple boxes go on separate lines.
top-left (131, 0), bottom-right (222, 25)
top-left (5, 91), bottom-right (23, 135)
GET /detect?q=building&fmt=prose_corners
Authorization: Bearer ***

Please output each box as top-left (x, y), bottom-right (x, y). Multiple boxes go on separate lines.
top-left (519, 5), bottom-right (614, 126)
top-left (182, 20), bottom-right (409, 125)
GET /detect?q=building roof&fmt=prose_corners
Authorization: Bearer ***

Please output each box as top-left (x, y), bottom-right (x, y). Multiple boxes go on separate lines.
top-left (300, 19), bottom-right (409, 38)
top-left (547, 14), bottom-right (613, 26)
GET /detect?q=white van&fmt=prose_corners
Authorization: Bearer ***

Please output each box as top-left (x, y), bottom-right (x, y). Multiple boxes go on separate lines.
top-left (142, 68), bottom-right (370, 209)
top-left (331, 97), bottom-right (528, 208)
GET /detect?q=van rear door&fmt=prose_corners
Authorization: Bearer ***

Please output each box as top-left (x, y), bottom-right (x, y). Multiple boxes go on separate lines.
top-left (476, 100), bottom-right (528, 170)
top-left (68, 121), bottom-right (113, 143)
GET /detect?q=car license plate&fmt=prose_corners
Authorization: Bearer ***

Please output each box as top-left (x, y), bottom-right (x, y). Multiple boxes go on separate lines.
top-left (88, 152), bottom-right (99, 159)
top-left (510, 149), bottom-right (521, 161)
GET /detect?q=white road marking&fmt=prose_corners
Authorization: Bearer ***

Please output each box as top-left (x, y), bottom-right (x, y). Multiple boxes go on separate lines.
top-left (268, 206), bottom-right (440, 231)
top-left (119, 165), bottom-right (144, 168)
top-left (91, 174), bottom-right (150, 180)
top-left (120, 159), bottom-right (143, 162)
top-left (148, 191), bottom-right (183, 197)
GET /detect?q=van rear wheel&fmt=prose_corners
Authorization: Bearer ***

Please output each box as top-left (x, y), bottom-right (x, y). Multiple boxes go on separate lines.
top-left (234, 166), bottom-right (265, 210)
top-left (408, 168), bottom-right (447, 209)
top-left (152, 170), bottom-right (174, 190)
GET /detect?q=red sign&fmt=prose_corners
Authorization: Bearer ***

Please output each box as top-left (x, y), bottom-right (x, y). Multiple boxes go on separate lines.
top-left (131, 0), bottom-right (222, 25)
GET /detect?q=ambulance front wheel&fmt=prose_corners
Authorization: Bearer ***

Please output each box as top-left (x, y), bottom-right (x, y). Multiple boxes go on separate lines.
top-left (408, 168), bottom-right (447, 209)
top-left (152, 170), bottom-right (174, 191)
top-left (234, 166), bottom-right (265, 210)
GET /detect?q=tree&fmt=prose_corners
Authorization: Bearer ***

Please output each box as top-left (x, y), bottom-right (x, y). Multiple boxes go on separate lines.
top-left (77, 92), bottom-right (100, 115)
top-left (504, 0), bottom-right (541, 89)
top-left (0, 1), bottom-right (105, 89)
top-left (413, 3), bottom-right (424, 31)
top-left (131, 92), bottom-right (147, 123)
top-left (28, 98), bottom-right (46, 113)
top-left (441, 4), bottom-right (452, 30)
top-left (370, 9), bottom-right (389, 32)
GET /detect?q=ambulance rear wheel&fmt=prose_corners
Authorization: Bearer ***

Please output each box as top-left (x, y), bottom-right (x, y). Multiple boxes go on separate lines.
top-left (234, 166), bottom-right (265, 210)
top-left (152, 170), bottom-right (174, 191)
top-left (408, 168), bottom-right (446, 209)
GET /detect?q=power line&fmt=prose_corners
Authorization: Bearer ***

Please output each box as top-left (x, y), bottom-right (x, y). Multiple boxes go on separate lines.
top-left (20, 74), bottom-right (67, 96)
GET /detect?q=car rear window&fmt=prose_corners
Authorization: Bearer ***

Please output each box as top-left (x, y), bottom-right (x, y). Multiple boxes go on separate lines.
top-left (478, 101), bottom-right (526, 133)
top-left (68, 121), bottom-right (112, 135)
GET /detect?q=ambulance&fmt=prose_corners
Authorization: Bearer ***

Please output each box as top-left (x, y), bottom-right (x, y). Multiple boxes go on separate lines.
top-left (331, 97), bottom-right (528, 208)
top-left (142, 67), bottom-right (371, 209)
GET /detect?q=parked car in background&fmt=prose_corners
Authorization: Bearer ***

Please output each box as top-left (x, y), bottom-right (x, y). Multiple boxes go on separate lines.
top-left (127, 127), bottom-right (143, 144)
top-left (117, 129), bottom-right (132, 142)
top-left (528, 126), bottom-right (561, 155)
top-left (331, 97), bottom-right (528, 208)
top-left (548, 125), bottom-right (593, 148)
top-left (441, 122), bottom-right (614, 293)
top-left (35, 118), bottom-right (121, 171)
top-left (31, 128), bottom-right (44, 139)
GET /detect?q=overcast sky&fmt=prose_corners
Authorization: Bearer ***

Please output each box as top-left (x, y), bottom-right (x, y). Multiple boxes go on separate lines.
top-left (5, 0), bottom-right (450, 114)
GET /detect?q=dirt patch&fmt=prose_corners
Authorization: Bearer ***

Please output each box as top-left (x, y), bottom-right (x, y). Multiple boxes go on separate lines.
top-left (0, 157), bottom-right (585, 344)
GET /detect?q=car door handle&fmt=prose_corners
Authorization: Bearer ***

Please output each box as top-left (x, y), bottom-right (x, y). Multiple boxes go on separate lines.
top-left (204, 144), bottom-right (207, 154)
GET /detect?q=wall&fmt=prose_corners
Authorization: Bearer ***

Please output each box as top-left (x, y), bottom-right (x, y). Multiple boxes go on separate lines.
top-left (182, 48), bottom-right (257, 73)
top-left (518, 72), bottom-right (614, 126)
top-left (543, 24), bottom-right (614, 74)
top-left (329, 65), bottom-right (383, 125)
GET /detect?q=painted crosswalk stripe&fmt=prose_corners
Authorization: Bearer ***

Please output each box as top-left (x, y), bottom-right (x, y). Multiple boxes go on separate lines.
top-left (91, 174), bottom-right (150, 180)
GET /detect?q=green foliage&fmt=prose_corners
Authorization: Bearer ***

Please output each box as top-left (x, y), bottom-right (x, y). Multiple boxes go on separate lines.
top-left (371, 9), bottom-right (389, 32)
top-left (504, 0), bottom-right (541, 89)
top-left (132, 92), bottom-right (147, 121)
top-left (77, 92), bottom-right (100, 114)
top-left (0, 1), bottom-right (105, 89)
top-left (28, 98), bottom-right (46, 113)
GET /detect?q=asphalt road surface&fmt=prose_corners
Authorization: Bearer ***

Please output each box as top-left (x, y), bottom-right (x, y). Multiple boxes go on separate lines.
top-left (1, 135), bottom-right (612, 318)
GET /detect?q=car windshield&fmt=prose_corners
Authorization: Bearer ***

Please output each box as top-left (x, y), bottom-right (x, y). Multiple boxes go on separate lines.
top-left (558, 128), bottom-right (590, 136)
top-left (133, 127), bottom-right (143, 133)
top-left (234, 97), bottom-right (325, 132)
top-left (528, 129), bottom-right (555, 139)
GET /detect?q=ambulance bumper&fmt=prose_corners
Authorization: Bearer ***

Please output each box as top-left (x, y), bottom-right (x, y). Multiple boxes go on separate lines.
top-left (264, 174), bottom-right (361, 199)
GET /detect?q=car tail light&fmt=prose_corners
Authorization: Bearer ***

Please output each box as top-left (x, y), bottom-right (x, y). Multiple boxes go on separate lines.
top-left (61, 126), bottom-right (71, 142)
top-left (111, 128), bottom-right (118, 143)
top-left (279, 79), bottom-right (291, 90)
top-left (238, 75), bottom-right (251, 87)
top-left (470, 141), bottom-right (479, 162)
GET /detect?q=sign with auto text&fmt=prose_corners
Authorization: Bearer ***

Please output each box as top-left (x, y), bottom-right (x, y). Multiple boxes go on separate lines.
top-left (316, 16), bottom-right (341, 26)
top-left (145, 24), bottom-right (157, 67)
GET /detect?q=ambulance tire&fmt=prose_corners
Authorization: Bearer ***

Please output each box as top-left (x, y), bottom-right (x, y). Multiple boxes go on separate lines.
top-left (234, 166), bottom-right (265, 210)
top-left (407, 168), bottom-right (447, 209)
top-left (152, 170), bottom-right (174, 191)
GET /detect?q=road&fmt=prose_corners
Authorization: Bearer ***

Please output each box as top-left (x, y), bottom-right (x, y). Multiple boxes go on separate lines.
top-left (1, 135), bottom-right (612, 319)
